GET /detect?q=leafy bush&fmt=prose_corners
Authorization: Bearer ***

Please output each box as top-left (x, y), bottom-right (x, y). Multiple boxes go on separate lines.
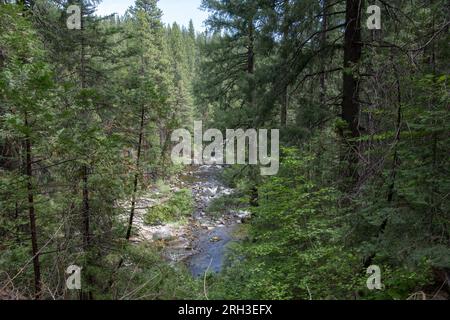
top-left (209, 148), bottom-right (359, 299)
top-left (155, 179), bottom-right (171, 196)
top-left (90, 243), bottom-right (204, 300)
top-left (144, 189), bottom-right (194, 225)
top-left (206, 192), bottom-right (248, 218)
top-left (358, 263), bottom-right (433, 300)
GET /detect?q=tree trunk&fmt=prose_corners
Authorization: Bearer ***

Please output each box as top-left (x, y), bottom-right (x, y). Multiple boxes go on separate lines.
top-left (280, 88), bottom-right (288, 127)
top-left (247, 19), bottom-right (256, 112)
top-left (79, 6), bottom-right (93, 300)
top-left (80, 5), bottom-right (91, 250)
top-left (341, 0), bottom-right (362, 185)
top-left (280, 0), bottom-right (289, 127)
top-left (125, 106), bottom-right (145, 241)
top-left (25, 113), bottom-right (41, 300)
top-left (320, 0), bottom-right (328, 106)
top-left (247, 21), bottom-right (255, 75)
top-left (82, 165), bottom-right (90, 248)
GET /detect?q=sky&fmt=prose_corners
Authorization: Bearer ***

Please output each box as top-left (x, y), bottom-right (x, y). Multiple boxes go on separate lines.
top-left (96, 0), bottom-right (209, 31)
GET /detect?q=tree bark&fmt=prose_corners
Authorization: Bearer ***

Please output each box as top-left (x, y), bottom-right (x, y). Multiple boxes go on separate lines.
top-left (341, 0), bottom-right (362, 185)
top-left (320, 0), bottom-right (328, 106)
top-left (280, 0), bottom-right (290, 127)
top-left (125, 106), bottom-right (145, 241)
top-left (82, 165), bottom-right (90, 248)
top-left (247, 21), bottom-right (255, 75)
top-left (25, 113), bottom-right (42, 300)
top-left (79, 5), bottom-right (91, 250)
top-left (247, 19), bottom-right (256, 112)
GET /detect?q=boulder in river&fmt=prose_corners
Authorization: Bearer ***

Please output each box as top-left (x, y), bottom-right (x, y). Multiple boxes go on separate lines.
top-left (210, 236), bottom-right (221, 242)
top-left (152, 230), bottom-right (176, 241)
top-left (237, 210), bottom-right (252, 223)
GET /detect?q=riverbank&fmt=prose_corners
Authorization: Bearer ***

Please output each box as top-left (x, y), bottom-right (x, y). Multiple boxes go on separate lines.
top-left (122, 165), bottom-right (250, 277)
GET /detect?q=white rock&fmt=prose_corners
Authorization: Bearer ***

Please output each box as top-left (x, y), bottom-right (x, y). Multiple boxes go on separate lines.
top-left (152, 230), bottom-right (175, 241)
top-left (237, 210), bottom-right (251, 220)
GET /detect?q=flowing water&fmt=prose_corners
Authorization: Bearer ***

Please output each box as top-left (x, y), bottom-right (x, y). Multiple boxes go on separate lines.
top-left (184, 165), bottom-right (241, 277)
top-left (128, 165), bottom-right (249, 277)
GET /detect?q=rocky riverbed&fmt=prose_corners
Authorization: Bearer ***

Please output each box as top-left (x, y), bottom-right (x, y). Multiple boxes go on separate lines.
top-left (123, 165), bottom-right (250, 277)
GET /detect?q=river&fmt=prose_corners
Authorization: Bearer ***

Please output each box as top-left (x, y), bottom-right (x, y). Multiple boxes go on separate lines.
top-left (127, 165), bottom-right (250, 277)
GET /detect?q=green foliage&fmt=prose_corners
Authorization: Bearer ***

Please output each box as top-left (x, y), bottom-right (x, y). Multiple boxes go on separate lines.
top-left (197, 0), bottom-right (449, 301)
top-left (210, 142), bottom-right (442, 300)
top-left (83, 243), bottom-right (203, 300)
top-left (360, 263), bottom-right (433, 300)
top-left (145, 189), bottom-right (194, 225)
top-left (206, 192), bottom-right (248, 219)
top-left (155, 179), bottom-right (172, 195)
top-left (0, 0), bottom-right (200, 299)
top-left (1, 0), bottom-right (448, 301)
top-left (210, 148), bottom-right (358, 299)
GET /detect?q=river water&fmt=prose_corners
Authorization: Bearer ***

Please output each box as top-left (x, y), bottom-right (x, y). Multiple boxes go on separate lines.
top-left (127, 164), bottom-right (248, 277)
top-left (184, 165), bottom-right (241, 277)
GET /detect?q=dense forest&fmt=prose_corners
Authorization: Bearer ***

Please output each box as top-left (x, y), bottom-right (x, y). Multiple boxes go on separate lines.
top-left (0, 0), bottom-right (449, 301)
